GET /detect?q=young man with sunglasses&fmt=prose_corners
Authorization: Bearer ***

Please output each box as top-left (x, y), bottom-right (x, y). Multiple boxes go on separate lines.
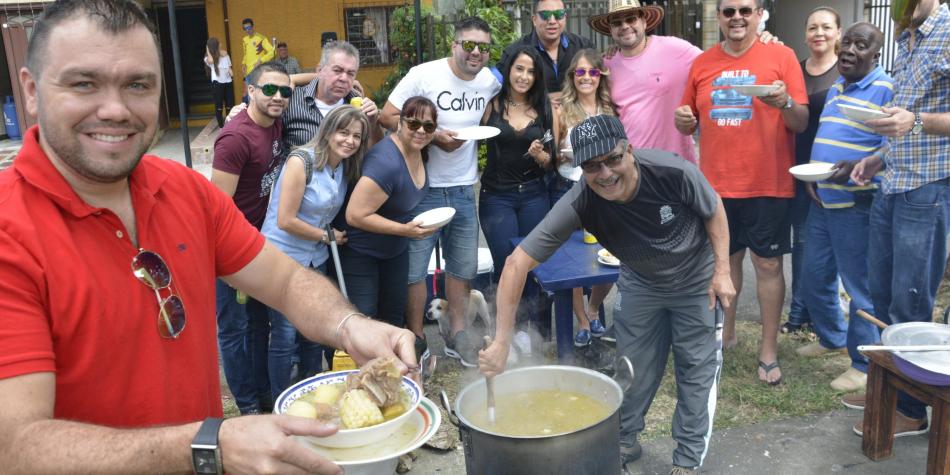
top-left (676, 0), bottom-right (808, 387)
top-left (240, 17), bottom-right (274, 77)
top-left (380, 17), bottom-right (501, 367)
top-left (480, 115), bottom-right (734, 475)
top-left (0, 2), bottom-right (417, 473)
top-left (495, 0), bottom-right (593, 100)
top-left (211, 60), bottom-right (292, 415)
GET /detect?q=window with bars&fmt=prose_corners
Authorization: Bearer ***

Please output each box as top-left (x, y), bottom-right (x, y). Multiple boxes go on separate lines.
top-left (344, 7), bottom-right (396, 66)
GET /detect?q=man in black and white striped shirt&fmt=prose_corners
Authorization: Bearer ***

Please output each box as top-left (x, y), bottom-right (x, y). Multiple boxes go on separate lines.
top-left (280, 41), bottom-right (384, 158)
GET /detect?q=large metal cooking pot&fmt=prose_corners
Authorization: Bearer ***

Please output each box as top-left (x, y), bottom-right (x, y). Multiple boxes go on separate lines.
top-left (881, 322), bottom-right (950, 386)
top-left (441, 359), bottom-right (633, 475)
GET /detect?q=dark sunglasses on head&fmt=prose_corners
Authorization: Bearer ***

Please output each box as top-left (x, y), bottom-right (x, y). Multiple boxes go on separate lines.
top-left (402, 117), bottom-right (437, 134)
top-left (132, 249), bottom-right (186, 339)
top-left (455, 40), bottom-right (492, 53)
top-left (537, 9), bottom-right (566, 21)
top-left (609, 13), bottom-right (641, 28)
top-left (573, 67), bottom-right (603, 78)
top-left (720, 6), bottom-right (756, 17)
top-left (254, 83), bottom-right (292, 98)
top-left (580, 153), bottom-right (624, 173)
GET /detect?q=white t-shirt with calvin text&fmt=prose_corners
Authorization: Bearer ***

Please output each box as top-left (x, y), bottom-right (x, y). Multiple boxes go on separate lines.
top-left (387, 58), bottom-right (501, 187)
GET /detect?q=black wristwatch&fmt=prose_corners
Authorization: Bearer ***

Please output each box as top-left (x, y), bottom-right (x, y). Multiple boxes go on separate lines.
top-left (191, 417), bottom-right (224, 475)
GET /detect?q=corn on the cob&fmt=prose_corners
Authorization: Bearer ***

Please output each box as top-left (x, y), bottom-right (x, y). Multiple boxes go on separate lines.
top-left (339, 389), bottom-right (384, 429)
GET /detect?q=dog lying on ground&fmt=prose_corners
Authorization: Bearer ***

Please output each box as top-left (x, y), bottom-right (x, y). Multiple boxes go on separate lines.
top-left (425, 289), bottom-right (519, 365)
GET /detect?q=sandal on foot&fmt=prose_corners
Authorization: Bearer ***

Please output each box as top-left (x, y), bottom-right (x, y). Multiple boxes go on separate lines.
top-left (758, 360), bottom-right (783, 386)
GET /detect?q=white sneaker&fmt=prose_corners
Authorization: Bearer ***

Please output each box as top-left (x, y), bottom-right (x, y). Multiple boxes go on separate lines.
top-left (514, 330), bottom-right (532, 356)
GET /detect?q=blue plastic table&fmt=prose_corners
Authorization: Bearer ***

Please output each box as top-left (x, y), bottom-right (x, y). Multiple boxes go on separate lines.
top-left (512, 231), bottom-right (619, 361)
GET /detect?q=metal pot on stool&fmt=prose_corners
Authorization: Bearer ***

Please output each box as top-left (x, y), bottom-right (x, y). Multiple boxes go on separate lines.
top-left (441, 358), bottom-right (634, 475)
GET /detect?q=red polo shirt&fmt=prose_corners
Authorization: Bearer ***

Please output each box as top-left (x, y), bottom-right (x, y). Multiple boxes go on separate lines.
top-left (0, 126), bottom-right (265, 427)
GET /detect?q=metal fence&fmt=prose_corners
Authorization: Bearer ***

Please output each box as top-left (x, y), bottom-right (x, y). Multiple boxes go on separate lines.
top-left (865, 0), bottom-right (898, 73)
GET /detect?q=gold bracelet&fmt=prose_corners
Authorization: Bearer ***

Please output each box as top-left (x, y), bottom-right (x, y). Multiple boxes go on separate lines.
top-left (335, 312), bottom-right (365, 342)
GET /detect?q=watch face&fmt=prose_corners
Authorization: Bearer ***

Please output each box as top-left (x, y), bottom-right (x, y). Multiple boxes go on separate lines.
top-left (193, 449), bottom-right (219, 474)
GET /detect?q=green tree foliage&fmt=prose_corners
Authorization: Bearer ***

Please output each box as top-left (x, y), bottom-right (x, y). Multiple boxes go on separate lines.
top-left (372, 0), bottom-right (515, 106)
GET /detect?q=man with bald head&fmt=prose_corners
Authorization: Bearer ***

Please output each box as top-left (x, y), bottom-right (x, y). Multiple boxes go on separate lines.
top-left (794, 23), bottom-right (891, 398)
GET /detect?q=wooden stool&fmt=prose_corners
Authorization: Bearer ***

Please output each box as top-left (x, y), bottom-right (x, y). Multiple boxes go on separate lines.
top-left (860, 350), bottom-right (950, 474)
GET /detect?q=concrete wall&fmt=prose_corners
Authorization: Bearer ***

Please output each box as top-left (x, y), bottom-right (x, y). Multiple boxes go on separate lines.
top-left (770, 0), bottom-right (863, 60)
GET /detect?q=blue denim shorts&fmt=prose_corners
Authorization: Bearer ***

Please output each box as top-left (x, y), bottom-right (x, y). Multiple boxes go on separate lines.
top-left (407, 185), bottom-right (479, 283)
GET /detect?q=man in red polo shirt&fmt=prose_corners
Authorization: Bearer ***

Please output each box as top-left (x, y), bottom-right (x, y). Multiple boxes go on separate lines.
top-left (0, 1), bottom-right (414, 474)
top-left (676, 0), bottom-right (808, 385)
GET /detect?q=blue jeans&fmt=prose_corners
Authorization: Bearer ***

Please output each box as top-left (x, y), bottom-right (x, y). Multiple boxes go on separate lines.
top-left (407, 185), bottom-right (479, 283)
top-left (342, 246), bottom-right (410, 328)
top-left (216, 279), bottom-right (271, 413)
top-left (266, 263), bottom-right (327, 401)
top-left (802, 203), bottom-right (878, 372)
top-left (479, 181), bottom-right (551, 323)
top-left (869, 180), bottom-right (950, 419)
top-left (788, 191), bottom-right (812, 326)
top-left (547, 173), bottom-right (575, 208)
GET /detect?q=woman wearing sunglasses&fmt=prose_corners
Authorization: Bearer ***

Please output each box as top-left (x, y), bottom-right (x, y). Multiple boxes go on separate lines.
top-left (556, 48), bottom-right (619, 347)
top-left (260, 105), bottom-right (370, 398)
top-left (478, 46), bottom-right (556, 352)
top-left (341, 96), bottom-right (438, 347)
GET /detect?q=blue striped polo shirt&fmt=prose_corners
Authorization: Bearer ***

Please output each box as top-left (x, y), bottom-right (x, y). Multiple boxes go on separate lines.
top-left (810, 66), bottom-right (894, 208)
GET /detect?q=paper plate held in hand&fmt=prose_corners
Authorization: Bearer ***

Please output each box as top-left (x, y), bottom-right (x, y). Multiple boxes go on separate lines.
top-left (837, 104), bottom-right (891, 122)
top-left (453, 126), bottom-right (501, 141)
top-left (415, 207), bottom-right (456, 229)
top-left (730, 84), bottom-right (780, 97)
top-left (789, 163), bottom-right (836, 182)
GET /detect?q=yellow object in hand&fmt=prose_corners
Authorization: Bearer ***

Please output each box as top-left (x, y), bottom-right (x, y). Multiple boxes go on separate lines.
top-left (350, 97), bottom-right (363, 108)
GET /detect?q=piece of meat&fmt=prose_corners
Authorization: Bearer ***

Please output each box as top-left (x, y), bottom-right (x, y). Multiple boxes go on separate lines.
top-left (346, 357), bottom-right (403, 406)
top-left (312, 402), bottom-right (340, 426)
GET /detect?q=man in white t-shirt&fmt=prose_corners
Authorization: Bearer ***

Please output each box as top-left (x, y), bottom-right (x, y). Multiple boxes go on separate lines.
top-left (381, 17), bottom-right (501, 367)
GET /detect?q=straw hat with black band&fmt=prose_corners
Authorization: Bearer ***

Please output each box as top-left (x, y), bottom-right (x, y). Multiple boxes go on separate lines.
top-left (588, 0), bottom-right (665, 36)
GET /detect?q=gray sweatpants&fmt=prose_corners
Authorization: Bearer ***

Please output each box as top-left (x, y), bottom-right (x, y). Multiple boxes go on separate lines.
top-left (615, 284), bottom-right (721, 469)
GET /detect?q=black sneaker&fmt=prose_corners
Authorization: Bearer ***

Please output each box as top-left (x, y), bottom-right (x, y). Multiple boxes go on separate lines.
top-left (601, 324), bottom-right (617, 343)
top-left (780, 321), bottom-right (812, 334)
top-left (620, 440), bottom-right (642, 468)
top-left (444, 329), bottom-right (478, 367)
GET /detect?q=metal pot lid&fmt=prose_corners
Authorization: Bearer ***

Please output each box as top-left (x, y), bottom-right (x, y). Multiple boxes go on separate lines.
top-left (881, 322), bottom-right (950, 375)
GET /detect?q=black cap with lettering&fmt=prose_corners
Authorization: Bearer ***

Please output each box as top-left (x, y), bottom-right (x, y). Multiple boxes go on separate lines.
top-left (570, 115), bottom-right (627, 167)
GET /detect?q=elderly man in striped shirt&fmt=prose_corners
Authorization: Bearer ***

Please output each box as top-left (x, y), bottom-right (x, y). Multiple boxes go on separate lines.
top-left (793, 22), bottom-right (891, 398)
top-left (850, 0), bottom-right (950, 435)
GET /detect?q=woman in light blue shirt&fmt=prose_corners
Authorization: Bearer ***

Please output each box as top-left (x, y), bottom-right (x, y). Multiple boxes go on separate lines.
top-left (261, 105), bottom-right (369, 398)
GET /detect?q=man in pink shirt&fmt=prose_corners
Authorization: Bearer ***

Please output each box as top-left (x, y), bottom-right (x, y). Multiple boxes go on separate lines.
top-left (592, 0), bottom-right (701, 163)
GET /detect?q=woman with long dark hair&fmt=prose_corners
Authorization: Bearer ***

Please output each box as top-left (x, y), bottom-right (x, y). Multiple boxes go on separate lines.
top-left (478, 46), bottom-right (556, 352)
top-left (261, 105), bottom-right (370, 397)
top-left (204, 37), bottom-right (234, 128)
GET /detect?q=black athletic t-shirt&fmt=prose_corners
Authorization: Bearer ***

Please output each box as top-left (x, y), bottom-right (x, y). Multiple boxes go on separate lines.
top-left (520, 149), bottom-right (719, 292)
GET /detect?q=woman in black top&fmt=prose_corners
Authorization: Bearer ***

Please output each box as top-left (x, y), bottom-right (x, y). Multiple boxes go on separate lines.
top-left (786, 6), bottom-right (842, 334)
top-left (478, 46), bottom-right (556, 343)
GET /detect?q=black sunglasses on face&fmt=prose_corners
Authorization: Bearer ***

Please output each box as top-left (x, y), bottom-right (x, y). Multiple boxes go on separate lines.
top-left (455, 40), bottom-right (492, 53)
top-left (132, 249), bottom-right (186, 339)
top-left (609, 13), bottom-right (641, 28)
top-left (254, 83), bottom-right (292, 98)
top-left (720, 6), bottom-right (756, 17)
top-left (402, 117), bottom-right (437, 134)
top-left (537, 9), bottom-right (566, 21)
top-left (581, 153), bottom-right (624, 173)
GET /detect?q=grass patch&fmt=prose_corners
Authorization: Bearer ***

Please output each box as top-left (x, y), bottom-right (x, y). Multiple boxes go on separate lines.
top-left (640, 321), bottom-right (849, 441)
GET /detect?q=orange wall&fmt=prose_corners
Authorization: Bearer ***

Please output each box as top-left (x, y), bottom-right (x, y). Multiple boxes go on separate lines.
top-left (205, 0), bottom-right (430, 103)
